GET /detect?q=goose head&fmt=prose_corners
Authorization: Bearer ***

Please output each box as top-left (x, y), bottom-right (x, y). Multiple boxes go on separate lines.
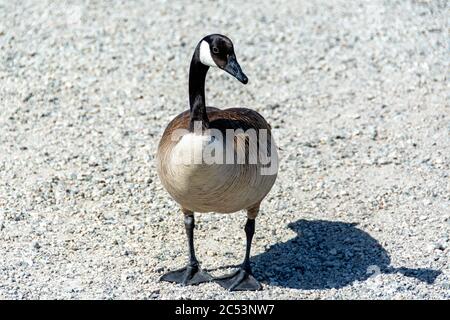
top-left (198, 34), bottom-right (248, 84)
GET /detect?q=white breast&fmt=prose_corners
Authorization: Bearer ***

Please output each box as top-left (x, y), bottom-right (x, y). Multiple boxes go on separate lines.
top-left (158, 133), bottom-right (278, 213)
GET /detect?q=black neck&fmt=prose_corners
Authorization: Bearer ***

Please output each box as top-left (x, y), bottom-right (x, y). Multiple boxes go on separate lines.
top-left (188, 45), bottom-right (209, 131)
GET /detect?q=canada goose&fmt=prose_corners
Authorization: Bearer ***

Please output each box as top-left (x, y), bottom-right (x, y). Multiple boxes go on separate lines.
top-left (157, 34), bottom-right (278, 291)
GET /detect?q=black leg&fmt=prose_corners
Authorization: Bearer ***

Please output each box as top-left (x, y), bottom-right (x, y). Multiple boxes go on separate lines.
top-left (185, 214), bottom-right (198, 267)
top-left (243, 218), bottom-right (255, 271)
top-left (215, 218), bottom-right (262, 291)
top-left (160, 214), bottom-right (212, 285)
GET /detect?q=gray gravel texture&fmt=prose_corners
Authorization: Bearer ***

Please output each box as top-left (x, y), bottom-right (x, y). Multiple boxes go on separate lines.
top-left (0, 0), bottom-right (449, 299)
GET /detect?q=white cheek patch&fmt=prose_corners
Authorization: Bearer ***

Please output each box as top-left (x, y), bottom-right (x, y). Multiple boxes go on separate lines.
top-left (199, 40), bottom-right (218, 68)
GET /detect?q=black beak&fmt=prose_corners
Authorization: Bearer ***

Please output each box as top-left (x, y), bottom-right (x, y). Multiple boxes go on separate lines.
top-left (223, 55), bottom-right (248, 84)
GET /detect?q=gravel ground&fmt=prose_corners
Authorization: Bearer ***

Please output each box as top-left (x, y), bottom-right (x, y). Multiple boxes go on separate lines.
top-left (0, 0), bottom-right (449, 299)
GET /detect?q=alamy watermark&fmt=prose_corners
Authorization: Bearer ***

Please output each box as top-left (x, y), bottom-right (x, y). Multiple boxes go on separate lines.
top-left (170, 121), bottom-right (278, 175)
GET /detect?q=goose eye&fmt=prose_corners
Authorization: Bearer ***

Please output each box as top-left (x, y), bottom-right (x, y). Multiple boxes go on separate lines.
top-left (212, 47), bottom-right (219, 54)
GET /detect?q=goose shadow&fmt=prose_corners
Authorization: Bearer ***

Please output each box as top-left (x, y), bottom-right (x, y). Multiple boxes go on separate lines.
top-left (247, 219), bottom-right (442, 290)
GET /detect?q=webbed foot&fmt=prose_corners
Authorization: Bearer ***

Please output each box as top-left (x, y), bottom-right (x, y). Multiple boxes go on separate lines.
top-left (215, 268), bottom-right (262, 291)
top-left (160, 265), bottom-right (212, 285)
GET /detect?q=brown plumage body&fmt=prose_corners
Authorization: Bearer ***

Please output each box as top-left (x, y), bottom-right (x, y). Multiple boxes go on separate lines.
top-left (157, 107), bottom-right (278, 215)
